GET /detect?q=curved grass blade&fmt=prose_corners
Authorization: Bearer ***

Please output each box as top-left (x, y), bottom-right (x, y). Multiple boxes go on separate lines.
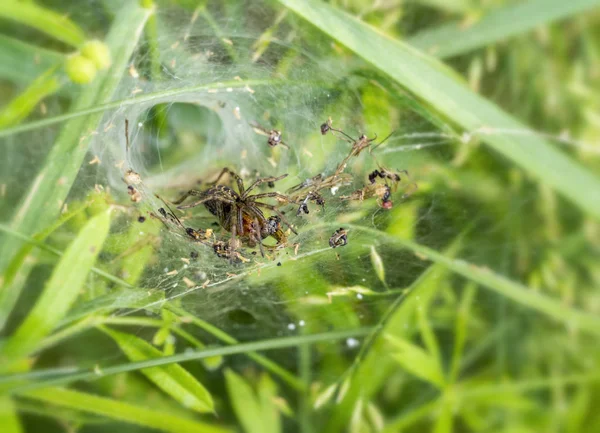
top-left (0, 209), bottom-right (111, 367)
top-left (409, 0), bottom-right (600, 59)
top-left (20, 388), bottom-right (230, 433)
top-left (0, 2), bottom-right (151, 274)
top-left (278, 0), bottom-right (600, 220)
top-left (100, 326), bottom-right (214, 414)
top-left (225, 369), bottom-right (266, 433)
top-left (0, 2), bottom-right (86, 48)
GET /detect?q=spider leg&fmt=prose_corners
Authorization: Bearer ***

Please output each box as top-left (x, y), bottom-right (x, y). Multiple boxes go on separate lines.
top-left (248, 191), bottom-right (298, 205)
top-left (252, 216), bottom-right (265, 257)
top-left (243, 173), bottom-right (288, 197)
top-left (171, 189), bottom-right (203, 205)
top-left (254, 202), bottom-right (298, 235)
top-left (177, 194), bottom-right (235, 210)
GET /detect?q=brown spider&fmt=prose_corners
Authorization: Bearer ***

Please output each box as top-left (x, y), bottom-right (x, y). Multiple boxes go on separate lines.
top-left (250, 122), bottom-right (290, 149)
top-left (172, 168), bottom-right (298, 257)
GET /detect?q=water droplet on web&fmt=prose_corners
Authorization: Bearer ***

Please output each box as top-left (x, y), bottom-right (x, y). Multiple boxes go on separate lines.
top-left (288, 323), bottom-right (296, 330)
top-left (356, 293), bottom-right (363, 300)
top-left (163, 268), bottom-right (169, 273)
top-left (299, 320), bottom-right (305, 327)
top-left (346, 338), bottom-right (359, 348)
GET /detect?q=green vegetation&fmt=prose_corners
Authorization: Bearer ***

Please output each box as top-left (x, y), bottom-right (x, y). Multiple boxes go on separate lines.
top-left (1, 0), bottom-right (599, 432)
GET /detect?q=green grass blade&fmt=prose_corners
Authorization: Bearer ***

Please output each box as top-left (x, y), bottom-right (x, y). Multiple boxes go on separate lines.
top-left (409, 0), bottom-right (600, 59)
top-left (0, 200), bottom-right (93, 331)
top-left (0, 67), bottom-right (62, 128)
top-left (20, 388), bottom-right (230, 433)
top-left (385, 334), bottom-right (446, 388)
top-left (0, 395), bottom-right (23, 433)
top-left (0, 209), bottom-right (111, 365)
top-left (225, 369), bottom-right (265, 433)
top-left (100, 326), bottom-right (214, 414)
top-left (0, 329), bottom-right (372, 393)
top-left (0, 34), bottom-right (63, 86)
top-left (0, 2), bottom-right (151, 274)
top-left (0, 79), bottom-right (300, 138)
top-left (278, 0), bottom-right (600, 220)
top-left (397, 236), bottom-right (600, 337)
top-left (0, 1), bottom-right (86, 48)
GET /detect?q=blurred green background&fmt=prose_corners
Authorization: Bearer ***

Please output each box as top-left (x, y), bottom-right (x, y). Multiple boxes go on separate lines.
top-left (0, 0), bottom-right (599, 432)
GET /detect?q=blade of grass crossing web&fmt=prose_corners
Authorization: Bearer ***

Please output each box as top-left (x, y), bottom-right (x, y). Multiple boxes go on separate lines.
top-left (0, 209), bottom-right (111, 367)
top-left (0, 3), bottom-right (151, 273)
top-left (20, 388), bottom-right (230, 433)
top-left (408, 0), bottom-right (600, 59)
top-left (278, 0), bottom-right (600, 220)
top-left (1, 329), bottom-right (372, 393)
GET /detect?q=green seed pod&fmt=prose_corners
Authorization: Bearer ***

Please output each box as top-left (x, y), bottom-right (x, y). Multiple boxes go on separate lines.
top-left (65, 54), bottom-right (97, 84)
top-left (81, 40), bottom-right (112, 70)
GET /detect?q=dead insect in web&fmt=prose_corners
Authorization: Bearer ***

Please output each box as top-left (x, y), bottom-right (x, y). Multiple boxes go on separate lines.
top-left (368, 167), bottom-right (407, 184)
top-left (173, 167), bottom-right (297, 258)
top-left (296, 191), bottom-right (325, 216)
top-left (127, 185), bottom-right (142, 203)
top-left (250, 122), bottom-right (290, 149)
top-left (329, 228), bottom-right (348, 248)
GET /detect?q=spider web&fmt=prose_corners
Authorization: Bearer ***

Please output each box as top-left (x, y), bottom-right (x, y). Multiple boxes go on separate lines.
top-left (2, 0), bottom-right (598, 376)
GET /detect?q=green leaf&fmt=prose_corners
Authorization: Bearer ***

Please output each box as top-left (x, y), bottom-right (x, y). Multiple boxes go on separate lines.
top-left (20, 388), bottom-right (229, 433)
top-left (224, 369), bottom-right (266, 433)
top-left (0, 189), bottom-right (92, 332)
top-left (0, 1), bottom-right (86, 48)
top-left (385, 334), bottom-right (446, 388)
top-left (101, 327), bottom-right (214, 413)
top-left (278, 0), bottom-right (600, 220)
top-left (0, 209), bottom-right (111, 365)
top-left (0, 34), bottom-right (63, 87)
top-left (0, 395), bottom-right (23, 433)
top-left (409, 0), bottom-right (600, 59)
top-left (0, 67), bottom-right (62, 128)
top-left (0, 2), bottom-right (151, 274)
top-left (257, 374), bottom-right (282, 433)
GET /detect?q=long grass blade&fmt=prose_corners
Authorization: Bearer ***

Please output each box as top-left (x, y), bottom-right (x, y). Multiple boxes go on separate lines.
top-left (409, 0), bottom-right (600, 59)
top-left (278, 0), bottom-right (600, 220)
top-left (20, 388), bottom-right (230, 433)
top-left (0, 328), bottom-right (372, 393)
top-left (0, 209), bottom-right (111, 366)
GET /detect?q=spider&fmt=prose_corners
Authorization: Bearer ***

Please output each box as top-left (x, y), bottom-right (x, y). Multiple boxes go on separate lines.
top-left (329, 228), bottom-right (348, 248)
top-left (250, 121), bottom-right (290, 149)
top-left (172, 167), bottom-right (298, 257)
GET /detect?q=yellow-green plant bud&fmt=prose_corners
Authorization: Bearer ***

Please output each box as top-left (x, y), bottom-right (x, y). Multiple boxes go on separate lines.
top-left (66, 54), bottom-right (97, 84)
top-left (81, 40), bottom-right (112, 70)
